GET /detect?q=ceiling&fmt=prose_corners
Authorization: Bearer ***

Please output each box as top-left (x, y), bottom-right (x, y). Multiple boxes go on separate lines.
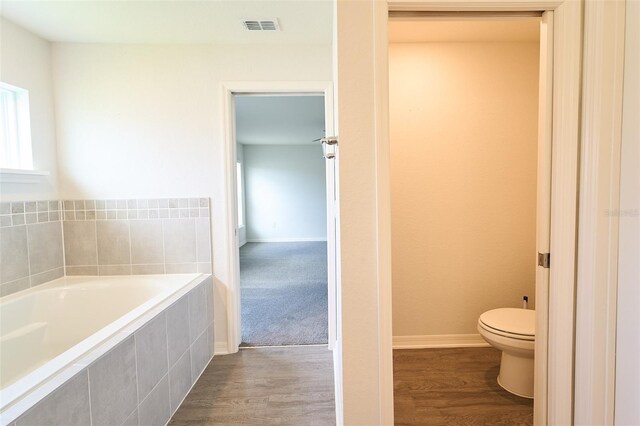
top-left (389, 19), bottom-right (540, 43)
top-left (235, 95), bottom-right (325, 145)
top-left (0, 1), bottom-right (332, 44)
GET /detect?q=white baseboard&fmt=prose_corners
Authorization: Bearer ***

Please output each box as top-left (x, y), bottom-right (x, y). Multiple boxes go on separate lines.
top-left (393, 334), bottom-right (490, 349)
top-left (214, 341), bottom-right (230, 355)
top-left (246, 238), bottom-right (327, 243)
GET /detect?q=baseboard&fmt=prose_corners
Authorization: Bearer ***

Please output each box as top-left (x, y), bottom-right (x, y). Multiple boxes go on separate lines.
top-left (246, 238), bottom-right (327, 243)
top-left (393, 334), bottom-right (490, 349)
top-left (214, 341), bottom-right (230, 355)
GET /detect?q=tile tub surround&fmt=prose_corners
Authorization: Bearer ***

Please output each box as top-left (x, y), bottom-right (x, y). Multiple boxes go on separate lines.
top-left (9, 275), bottom-right (215, 426)
top-left (0, 198), bottom-right (213, 298)
top-left (0, 201), bottom-right (64, 297)
top-left (62, 198), bottom-right (213, 277)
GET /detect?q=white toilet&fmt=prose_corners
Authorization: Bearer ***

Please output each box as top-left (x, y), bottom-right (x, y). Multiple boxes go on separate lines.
top-left (477, 308), bottom-right (535, 398)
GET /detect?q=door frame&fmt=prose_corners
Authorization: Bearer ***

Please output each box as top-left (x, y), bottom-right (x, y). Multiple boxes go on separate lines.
top-left (377, 1), bottom-right (582, 424)
top-left (574, 1), bottom-right (626, 424)
top-left (221, 81), bottom-right (336, 353)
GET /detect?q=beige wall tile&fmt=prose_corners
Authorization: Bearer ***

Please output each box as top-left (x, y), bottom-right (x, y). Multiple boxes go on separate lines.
top-left (131, 264), bottom-right (164, 275)
top-left (16, 371), bottom-right (91, 426)
top-left (163, 219), bottom-right (196, 264)
top-left (0, 226), bottom-right (29, 283)
top-left (66, 266), bottom-right (98, 276)
top-left (98, 265), bottom-right (132, 276)
top-left (27, 222), bottom-right (64, 274)
top-left (130, 220), bottom-right (163, 264)
top-left (197, 263), bottom-right (212, 274)
top-left (31, 267), bottom-right (64, 286)
top-left (63, 221), bottom-right (97, 266)
top-left (0, 277), bottom-right (30, 296)
top-left (164, 263), bottom-right (197, 274)
top-left (195, 217), bottom-right (211, 263)
top-left (96, 221), bottom-right (131, 265)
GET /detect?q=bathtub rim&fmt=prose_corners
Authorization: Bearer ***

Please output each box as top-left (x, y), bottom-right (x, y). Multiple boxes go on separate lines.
top-left (0, 272), bottom-right (211, 425)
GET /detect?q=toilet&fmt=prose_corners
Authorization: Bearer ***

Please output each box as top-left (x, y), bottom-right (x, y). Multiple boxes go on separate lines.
top-left (477, 308), bottom-right (535, 398)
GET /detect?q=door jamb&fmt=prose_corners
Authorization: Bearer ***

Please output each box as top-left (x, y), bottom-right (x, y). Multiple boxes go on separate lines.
top-left (221, 81), bottom-right (336, 353)
top-left (382, 1), bottom-right (583, 424)
top-left (574, 1), bottom-right (626, 424)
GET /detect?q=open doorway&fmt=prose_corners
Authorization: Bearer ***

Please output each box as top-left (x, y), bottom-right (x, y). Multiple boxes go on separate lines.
top-left (388, 16), bottom-right (548, 425)
top-left (233, 95), bottom-right (330, 347)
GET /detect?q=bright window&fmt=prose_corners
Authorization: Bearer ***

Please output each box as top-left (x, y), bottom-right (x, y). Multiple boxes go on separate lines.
top-left (0, 82), bottom-right (33, 170)
top-left (236, 162), bottom-right (244, 227)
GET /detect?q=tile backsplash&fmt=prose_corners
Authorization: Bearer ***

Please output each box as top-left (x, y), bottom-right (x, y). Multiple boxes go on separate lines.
top-left (0, 198), bottom-right (213, 297)
top-left (61, 198), bottom-right (210, 221)
top-left (0, 201), bottom-right (64, 296)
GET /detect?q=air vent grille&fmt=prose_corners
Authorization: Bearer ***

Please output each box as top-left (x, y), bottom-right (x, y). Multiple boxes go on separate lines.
top-left (242, 19), bottom-right (280, 31)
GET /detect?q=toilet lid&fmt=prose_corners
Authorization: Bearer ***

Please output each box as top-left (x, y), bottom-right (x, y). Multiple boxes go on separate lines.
top-left (479, 308), bottom-right (535, 337)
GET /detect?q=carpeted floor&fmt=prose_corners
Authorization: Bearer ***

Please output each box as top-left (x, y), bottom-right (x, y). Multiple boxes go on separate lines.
top-left (240, 241), bottom-right (328, 347)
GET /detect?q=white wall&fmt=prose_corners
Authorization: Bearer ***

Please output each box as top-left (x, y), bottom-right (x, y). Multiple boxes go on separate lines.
top-left (615, 0), bottom-right (640, 423)
top-left (243, 144), bottom-right (326, 242)
top-left (389, 42), bottom-right (539, 337)
top-left (51, 42), bottom-right (332, 350)
top-left (236, 142), bottom-right (247, 247)
top-left (0, 18), bottom-right (58, 201)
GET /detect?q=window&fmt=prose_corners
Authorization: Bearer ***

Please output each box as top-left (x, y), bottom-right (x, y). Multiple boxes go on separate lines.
top-left (236, 162), bottom-right (244, 227)
top-left (0, 82), bottom-right (33, 170)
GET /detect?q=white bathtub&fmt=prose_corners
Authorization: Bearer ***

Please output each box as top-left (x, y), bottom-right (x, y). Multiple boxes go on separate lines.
top-left (0, 273), bottom-right (207, 421)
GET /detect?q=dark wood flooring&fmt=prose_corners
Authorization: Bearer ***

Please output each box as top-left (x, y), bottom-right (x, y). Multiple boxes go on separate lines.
top-left (394, 347), bottom-right (534, 425)
top-left (170, 346), bottom-right (531, 425)
top-left (168, 346), bottom-right (335, 425)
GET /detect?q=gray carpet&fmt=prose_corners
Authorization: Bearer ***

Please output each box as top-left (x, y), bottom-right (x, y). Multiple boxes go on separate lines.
top-left (240, 242), bottom-right (328, 347)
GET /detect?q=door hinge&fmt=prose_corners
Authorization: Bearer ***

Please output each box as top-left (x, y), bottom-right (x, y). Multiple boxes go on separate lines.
top-left (538, 252), bottom-right (550, 268)
top-left (320, 136), bottom-right (338, 145)
top-left (316, 136), bottom-right (338, 159)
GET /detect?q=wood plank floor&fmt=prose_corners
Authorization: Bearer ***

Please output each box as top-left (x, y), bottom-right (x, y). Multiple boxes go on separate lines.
top-left (169, 346), bottom-right (335, 426)
top-left (394, 347), bottom-right (534, 425)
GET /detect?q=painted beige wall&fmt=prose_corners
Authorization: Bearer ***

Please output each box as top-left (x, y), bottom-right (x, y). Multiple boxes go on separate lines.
top-left (389, 41), bottom-right (539, 337)
top-left (0, 18), bottom-right (59, 201)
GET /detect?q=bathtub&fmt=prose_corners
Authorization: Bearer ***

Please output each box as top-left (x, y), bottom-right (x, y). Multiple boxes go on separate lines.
top-left (0, 273), bottom-right (214, 425)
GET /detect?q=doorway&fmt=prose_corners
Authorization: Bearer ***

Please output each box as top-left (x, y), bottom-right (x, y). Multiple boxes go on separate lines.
top-left (222, 82), bottom-right (337, 353)
top-left (388, 16), bottom-right (548, 425)
top-left (235, 95), bottom-right (328, 347)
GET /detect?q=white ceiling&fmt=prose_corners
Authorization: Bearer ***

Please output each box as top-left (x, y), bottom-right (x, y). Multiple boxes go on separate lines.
top-left (235, 95), bottom-right (325, 145)
top-left (389, 19), bottom-right (540, 43)
top-left (0, 1), bottom-right (332, 44)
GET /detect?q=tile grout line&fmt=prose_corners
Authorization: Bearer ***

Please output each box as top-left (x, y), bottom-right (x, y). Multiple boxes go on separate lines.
top-left (24, 218), bottom-right (33, 288)
top-left (127, 218), bottom-right (133, 274)
top-left (133, 335), bottom-right (141, 417)
top-left (161, 218), bottom-right (167, 274)
top-left (186, 286), bottom-right (194, 387)
top-left (194, 216), bottom-right (199, 273)
top-left (86, 369), bottom-right (94, 426)
top-left (93, 214), bottom-right (99, 275)
top-left (164, 312), bottom-right (172, 416)
top-left (58, 201), bottom-right (67, 278)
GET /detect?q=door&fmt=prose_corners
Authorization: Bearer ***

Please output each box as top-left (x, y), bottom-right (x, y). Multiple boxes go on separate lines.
top-left (534, 10), bottom-right (553, 425)
top-left (321, 125), bottom-right (339, 352)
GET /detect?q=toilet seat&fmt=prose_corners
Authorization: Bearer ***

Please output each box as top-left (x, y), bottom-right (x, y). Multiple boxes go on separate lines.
top-left (479, 308), bottom-right (535, 341)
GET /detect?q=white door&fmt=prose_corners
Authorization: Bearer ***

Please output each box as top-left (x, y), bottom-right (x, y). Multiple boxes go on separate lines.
top-left (534, 10), bottom-right (554, 425)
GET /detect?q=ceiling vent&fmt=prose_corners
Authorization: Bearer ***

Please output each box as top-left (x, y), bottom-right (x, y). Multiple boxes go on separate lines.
top-left (242, 19), bottom-right (280, 31)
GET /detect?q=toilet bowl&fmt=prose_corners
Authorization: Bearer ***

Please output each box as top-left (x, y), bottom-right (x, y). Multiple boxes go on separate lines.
top-left (477, 308), bottom-right (535, 398)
